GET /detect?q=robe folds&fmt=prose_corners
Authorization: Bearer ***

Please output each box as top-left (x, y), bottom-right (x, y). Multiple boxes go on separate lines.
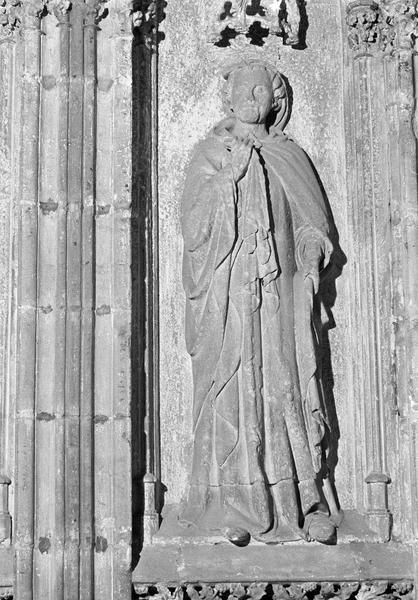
top-left (180, 118), bottom-right (333, 538)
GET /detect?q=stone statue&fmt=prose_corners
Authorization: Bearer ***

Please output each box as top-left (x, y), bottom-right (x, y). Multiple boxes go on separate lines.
top-left (179, 59), bottom-right (340, 546)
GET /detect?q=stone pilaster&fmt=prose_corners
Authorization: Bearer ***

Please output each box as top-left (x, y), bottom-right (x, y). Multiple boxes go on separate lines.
top-left (346, 0), bottom-right (418, 541)
top-left (346, 0), bottom-right (393, 542)
top-left (381, 1), bottom-right (418, 540)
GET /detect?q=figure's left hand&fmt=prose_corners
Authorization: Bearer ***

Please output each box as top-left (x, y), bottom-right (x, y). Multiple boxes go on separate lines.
top-left (301, 238), bottom-right (323, 295)
top-left (303, 256), bottom-right (320, 295)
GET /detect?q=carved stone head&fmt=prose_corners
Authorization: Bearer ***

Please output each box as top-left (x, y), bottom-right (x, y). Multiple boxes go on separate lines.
top-left (221, 60), bottom-right (289, 130)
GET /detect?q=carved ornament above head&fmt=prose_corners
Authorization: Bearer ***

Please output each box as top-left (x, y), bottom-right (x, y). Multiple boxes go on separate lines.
top-left (347, 0), bottom-right (418, 55)
top-left (208, 0), bottom-right (305, 49)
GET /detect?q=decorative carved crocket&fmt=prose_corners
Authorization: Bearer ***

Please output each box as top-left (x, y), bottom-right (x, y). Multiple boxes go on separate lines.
top-left (179, 60), bottom-right (342, 546)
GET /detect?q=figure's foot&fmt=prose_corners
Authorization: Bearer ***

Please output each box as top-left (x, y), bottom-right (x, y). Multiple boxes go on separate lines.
top-left (252, 525), bottom-right (308, 544)
top-left (223, 527), bottom-right (251, 547)
top-left (303, 511), bottom-right (336, 544)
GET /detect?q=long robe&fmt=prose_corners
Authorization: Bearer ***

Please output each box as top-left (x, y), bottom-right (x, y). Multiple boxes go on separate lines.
top-left (180, 118), bottom-right (333, 538)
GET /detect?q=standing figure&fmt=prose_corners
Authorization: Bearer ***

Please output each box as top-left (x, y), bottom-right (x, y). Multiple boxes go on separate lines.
top-left (179, 59), bottom-right (339, 545)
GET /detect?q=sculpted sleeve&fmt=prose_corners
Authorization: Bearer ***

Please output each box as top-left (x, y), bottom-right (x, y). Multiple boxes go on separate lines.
top-left (181, 136), bottom-right (238, 392)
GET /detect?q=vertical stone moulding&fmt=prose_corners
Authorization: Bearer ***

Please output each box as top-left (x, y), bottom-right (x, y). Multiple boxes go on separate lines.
top-left (371, 0), bottom-right (418, 542)
top-left (34, 7), bottom-right (67, 597)
top-left (0, 476), bottom-right (11, 545)
top-left (0, 1), bottom-right (17, 546)
top-left (346, 0), bottom-right (391, 542)
top-left (132, 0), bottom-right (161, 551)
top-left (389, 8), bottom-right (418, 541)
top-left (94, 0), bottom-right (132, 597)
top-left (66, 2), bottom-right (94, 597)
top-left (15, 2), bottom-right (42, 597)
top-left (81, 1), bottom-right (99, 597)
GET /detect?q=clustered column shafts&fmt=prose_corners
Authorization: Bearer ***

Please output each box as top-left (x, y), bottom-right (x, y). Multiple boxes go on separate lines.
top-left (5, 1), bottom-right (133, 598)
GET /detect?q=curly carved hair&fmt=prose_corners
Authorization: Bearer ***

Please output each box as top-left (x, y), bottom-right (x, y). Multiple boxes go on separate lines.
top-left (221, 59), bottom-right (289, 129)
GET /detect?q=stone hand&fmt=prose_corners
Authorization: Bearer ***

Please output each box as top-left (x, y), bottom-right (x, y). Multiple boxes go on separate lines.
top-left (303, 256), bottom-right (320, 295)
top-left (230, 136), bottom-right (254, 182)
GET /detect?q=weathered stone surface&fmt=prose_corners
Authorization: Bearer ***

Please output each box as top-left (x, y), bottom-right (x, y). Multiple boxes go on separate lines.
top-left (134, 581), bottom-right (415, 600)
top-left (133, 542), bottom-right (414, 586)
top-left (0, 0), bottom-right (416, 597)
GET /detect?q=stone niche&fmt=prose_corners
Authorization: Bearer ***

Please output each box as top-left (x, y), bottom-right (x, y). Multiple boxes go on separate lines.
top-left (0, 0), bottom-right (416, 598)
top-left (133, 0), bottom-right (418, 594)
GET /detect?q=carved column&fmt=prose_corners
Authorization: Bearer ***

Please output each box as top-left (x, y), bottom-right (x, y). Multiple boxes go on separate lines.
top-left (0, 0), bottom-right (18, 557)
top-left (346, 0), bottom-right (392, 542)
top-left (94, 0), bottom-right (132, 597)
top-left (15, 3), bottom-right (43, 596)
top-left (379, 0), bottom-right (418, 539)
top-left (346, 0), bottom-right (418, 542)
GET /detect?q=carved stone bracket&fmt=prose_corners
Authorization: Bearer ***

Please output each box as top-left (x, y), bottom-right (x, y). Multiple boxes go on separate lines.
top-left (347, 0), bottom-right (418, 55)
top-left (134, 582), bottom-right (415, 600)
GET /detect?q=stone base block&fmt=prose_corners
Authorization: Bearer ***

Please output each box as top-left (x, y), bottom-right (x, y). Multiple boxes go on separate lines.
top-left (133, 542), bottom-right (414, 588)
top-left (0, 548), bottom-right (13, 598)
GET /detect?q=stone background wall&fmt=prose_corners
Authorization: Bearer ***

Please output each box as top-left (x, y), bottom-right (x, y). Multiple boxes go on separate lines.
top-left (157, 0), bottom-right (418, 546)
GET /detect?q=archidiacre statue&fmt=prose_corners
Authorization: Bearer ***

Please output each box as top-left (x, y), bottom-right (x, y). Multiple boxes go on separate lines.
top-left (179, 59), bottom-right (341, 546)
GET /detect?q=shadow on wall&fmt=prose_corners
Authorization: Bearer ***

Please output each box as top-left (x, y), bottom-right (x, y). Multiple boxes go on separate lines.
top-left (131, 0), bottom-right (167, 574)
top-left (307, 154), bottom-right (347, 508)
top-left (276, 75), bottom-right (347, 508)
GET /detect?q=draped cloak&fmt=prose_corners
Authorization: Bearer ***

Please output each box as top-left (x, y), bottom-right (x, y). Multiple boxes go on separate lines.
top-left (180, 119), bottom-right (333, 538)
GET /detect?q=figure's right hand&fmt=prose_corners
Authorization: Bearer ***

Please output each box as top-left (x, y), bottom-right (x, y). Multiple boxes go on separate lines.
top-left (230, 137), bottom-right (254, 182)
